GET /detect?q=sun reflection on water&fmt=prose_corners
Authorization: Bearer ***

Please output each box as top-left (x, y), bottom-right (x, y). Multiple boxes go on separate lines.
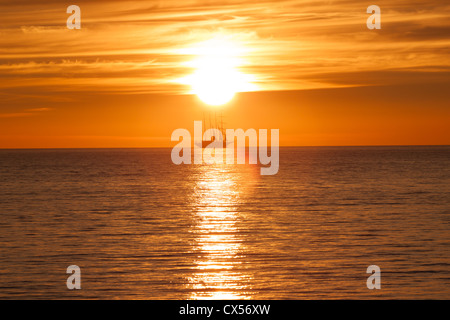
top-left (187, 164), bottom-right (258, 300)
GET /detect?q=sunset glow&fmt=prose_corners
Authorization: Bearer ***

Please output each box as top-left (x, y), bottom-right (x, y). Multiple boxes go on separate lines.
top-left (0, 0), bottom-right (449, 148)
top-left (177, 36), bottom-right (258, 106)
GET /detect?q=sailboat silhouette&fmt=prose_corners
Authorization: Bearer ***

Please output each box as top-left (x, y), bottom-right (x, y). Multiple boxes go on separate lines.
top-left (200, 111), bottom-right (229, 149)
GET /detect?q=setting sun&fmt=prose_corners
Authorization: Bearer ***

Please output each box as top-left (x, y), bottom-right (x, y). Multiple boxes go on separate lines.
top-left (177, 36), bottom-right (258, 106)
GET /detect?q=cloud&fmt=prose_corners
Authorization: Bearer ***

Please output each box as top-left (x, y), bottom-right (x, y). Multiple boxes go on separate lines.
top-left (0, 0), bottom-right (449, 97)
top-left (25, 107), bottom-right (52, 112)
top-left (0, 107), bottom-right (51, 118)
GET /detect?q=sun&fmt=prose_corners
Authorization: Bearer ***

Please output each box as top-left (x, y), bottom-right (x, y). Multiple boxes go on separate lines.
top-left (189, 58), bottom-right (240, 106)
top-left (177, 36), bottom-right (257, 106)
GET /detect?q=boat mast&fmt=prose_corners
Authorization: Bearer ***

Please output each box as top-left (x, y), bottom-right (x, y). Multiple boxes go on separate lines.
top-left (203, 111), bottom-right (205, 133)
top-left (220, 112), bottom-right (224, 137)
top-left (215, 111), bottom-right (218, 131)
top-left (209, 112), bottom-right (212, 132)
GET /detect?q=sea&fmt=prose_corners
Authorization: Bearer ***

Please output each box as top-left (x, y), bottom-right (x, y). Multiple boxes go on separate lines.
top-left (0, 146), bottom-right (449, 299)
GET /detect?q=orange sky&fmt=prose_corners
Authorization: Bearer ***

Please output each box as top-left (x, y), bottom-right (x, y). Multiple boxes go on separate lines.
top-left (0, 0), bottom-right (449, 148)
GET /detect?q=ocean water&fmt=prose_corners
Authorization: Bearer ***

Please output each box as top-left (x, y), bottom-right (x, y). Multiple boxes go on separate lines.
top-left (0, 146), bottom-right (449, 300)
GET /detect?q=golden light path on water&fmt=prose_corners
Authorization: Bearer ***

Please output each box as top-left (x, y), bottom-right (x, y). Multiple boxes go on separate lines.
top-left (187, 164), bottom-right (258, 299)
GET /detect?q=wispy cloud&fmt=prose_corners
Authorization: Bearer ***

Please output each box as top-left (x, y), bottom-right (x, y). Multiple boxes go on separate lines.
top-left (0, 106), bottom-right (51, 118)
top-left (25, 107), bottom-right (52, 112)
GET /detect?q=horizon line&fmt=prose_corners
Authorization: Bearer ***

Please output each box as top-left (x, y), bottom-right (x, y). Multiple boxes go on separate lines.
top-left (0, 145), bottom-right (449, 150)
